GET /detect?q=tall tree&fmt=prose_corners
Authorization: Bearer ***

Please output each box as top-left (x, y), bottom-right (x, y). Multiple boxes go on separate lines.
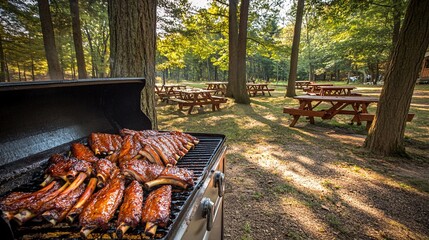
top-left (234, 0), bottom-right (250, 104)
top-left (285, 0), bottom-right (304, 97)
top-left (108, 0), bottom-right (157, 129)
top-left (0, 32), bottom-right (6, 82)
top-left (69, 0), bottom-right (87, 79)
top-left (37, 0), bottom-right (63, 80)
top-left (364, 0), bottom-right (429, 156)
top-left (226, 0), bottom-right (238, 98)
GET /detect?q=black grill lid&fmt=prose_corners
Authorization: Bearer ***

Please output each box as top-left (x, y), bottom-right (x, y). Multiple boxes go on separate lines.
top-left (0, 78), bottom-right (150, 190)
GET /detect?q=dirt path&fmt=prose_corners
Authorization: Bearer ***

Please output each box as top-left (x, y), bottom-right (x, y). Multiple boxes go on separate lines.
top-left (158, 84), bottom-right (429, 240)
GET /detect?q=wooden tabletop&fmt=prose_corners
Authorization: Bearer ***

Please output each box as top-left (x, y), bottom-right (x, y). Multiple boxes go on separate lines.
top-left (319, 86), bottom-right (356, 90)
top-left (294, 95), bottom-right (378, 103)
top-left (205, 82), bottom-right (228, 85)
top-left (308, 83), bottom-right (334, 86)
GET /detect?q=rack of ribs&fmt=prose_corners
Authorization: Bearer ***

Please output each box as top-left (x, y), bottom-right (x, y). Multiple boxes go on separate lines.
top-left (40, 154), bottom-right (92, 186)
top-left (89, 133), bottom-right (123, 155)
top-left (141, 185), bottom-right (172, 236)
top-left (0, 181), bottom-right (60, 221)
top-left (79, 171), bottom-right (125, 238)
top-left (94, 158), bottom-right (118, 188)
top-left (116, 180), bottom-right (143, 238)
top-left (71, 143), bottom-right (99, 163)
top-left (66, 178), bottom-right (97, 224)
top-left (13, 172), bottom-right (87, 225)
top-left (145, 166), bottom-right (194, 190)
top-left (120, 159), bottom-right (194, 189)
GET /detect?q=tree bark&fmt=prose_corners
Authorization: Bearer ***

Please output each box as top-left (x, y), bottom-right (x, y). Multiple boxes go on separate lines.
top-left (234, 0), bottom-right (251, 104)
top-left (285, 0), bottom-right (305, 97)
top-left (69, 0), bottom-right (87, 79)
top-left (0, 32), bottom-right (6, 82)
top-left (364, 0), bottom-right (429, 156)
top-left (108, 0), bottom-right (157, 129)
top-left (37, 0), bottom-right (63, 80)
top-left (226, 0), bottom-right (238, 98)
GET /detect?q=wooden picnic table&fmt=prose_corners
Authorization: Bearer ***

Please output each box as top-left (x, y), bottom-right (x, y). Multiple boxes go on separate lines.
top-left (246, 83), bottom-right (275, 96)
top-left (205, 82), bottom-right (228, 96)
top-left (283, 95), bottom-right (379, 128)
top-left (295, 81), bottom-right (311, 89)
top-left (155, 84), bottom-right (187, 102)
top-left (172, 88), bottom-right (227, 114)
top-left (304, 83), bottom-right (334, 94)
top-left (318, 86), bottom-right (357, 96)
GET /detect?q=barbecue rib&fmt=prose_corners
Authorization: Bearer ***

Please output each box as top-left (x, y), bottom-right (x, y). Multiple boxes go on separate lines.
top-left (71, 143), bottom-right (99, 163)
top-left (120, 159), bottom-right (163, 183)
top-left (41, 183), bottom-right (86, 225)
top-left (89, 133), bottom-right (123, 155)
top-left (13, 172), bottom-right (87, 225)
top-left (116, 180), bottom-right (143, 238)
top-left (141, 185), bottom-right (172, 236)
top-left (79, 171), bottom-right (125, 238)
top-left (66, 178), bottom-right (97, 224)
top-left (145, 166), bottom-right (194, 190)
top-left (118, 135), bottom-right (142, 162)
top-left (0, 181), bottom-right (60, 221)
top-left (94, 158), bottom-right (118, 188)
top-left (41, 154), bottom-right (92, 185)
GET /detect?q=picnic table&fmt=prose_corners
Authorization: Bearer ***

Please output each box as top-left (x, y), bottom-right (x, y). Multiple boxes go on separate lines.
top-left (318, 86), bottom-right (358, 96)
top-left (246, 83), bottom-right (274, 96)
top-left (295, 81), bottom-right (311, 89)
top-left (283, 95), bottom-right (379, 128)
top-left (205, 82), bottom-right (228, 96)
top-left (304, 83), bottom-right (334, 94)
top-left (155, 84), bottom-right (187, 102)
top-left (171, 88), bottom-right (227, 114)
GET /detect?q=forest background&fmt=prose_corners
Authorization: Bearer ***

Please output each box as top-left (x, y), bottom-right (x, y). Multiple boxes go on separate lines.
top-left (0, 0), bottom-right (404, 84)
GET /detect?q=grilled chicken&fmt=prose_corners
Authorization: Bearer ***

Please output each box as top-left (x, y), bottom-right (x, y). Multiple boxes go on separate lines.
top-left (71, 143), bottom-right (99, 163)
top-left (0, 181), bottom-right (60, 220)
top-left (145, 166), bottom-right (194, 190)
top-left (120, 159), bottom-right (163, 183)
top-left (94, 158), bottom-right (118, 188)
top-left (116, 180), bottom-right (143, 238)
top-left (141, 185), bottom-right (172, 236)
top-left (41, 154), bottom-right (92, 186)
top-left (66, 178), bottom-right (98, 224)
top-left (41, 183), bottom-right (86, 225)
top-left (13, 172), bottom-right (87, 225)
top-left (89, 133), bottom-right (123, 155)
top-left (79, 171), bottom-right (125, 238)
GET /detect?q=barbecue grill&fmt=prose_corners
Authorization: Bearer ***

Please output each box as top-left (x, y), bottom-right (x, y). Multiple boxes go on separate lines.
top-left (0, 78), bottom-right (226, 240)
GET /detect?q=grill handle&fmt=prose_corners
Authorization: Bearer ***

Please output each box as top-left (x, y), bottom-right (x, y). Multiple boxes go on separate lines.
top-left (214, 171), bottom-right (225, 197)
top-left (201, 198), bottom-right (214, 231)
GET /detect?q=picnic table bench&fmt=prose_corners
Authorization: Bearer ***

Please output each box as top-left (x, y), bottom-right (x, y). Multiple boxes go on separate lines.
top-left (172, 89), bottom-right (227, 114)
top-left (283, 95), bottom-right (379, 128)
top-left (246, 83), bottom-right (274, 96)
top-left (303, 83), bottom-right (334, 94)
top-left (318, 86), bottom-right (359, 96)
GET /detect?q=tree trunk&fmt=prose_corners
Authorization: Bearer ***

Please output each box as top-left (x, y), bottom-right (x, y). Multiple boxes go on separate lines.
top-left (31, 56), bottom-right (35, 81)
top-left (108, 0), bottom-right (157, 129)
top-left (364, 0), bottom-right (429, 156)
top-left (37, 0), bottom-right (63, 80)
top-left (83, 26), bottom-right (97, 77)
top-left (234, 0), bottom-right (251, 104)
top-left (226, 0), bottom-right (238, 98)
top-left (69, 0), bottom-right (88, 79)
top-left (0, 32), bottom-right (6, 82)
top-left (286, 0), bottom-right (304, 97)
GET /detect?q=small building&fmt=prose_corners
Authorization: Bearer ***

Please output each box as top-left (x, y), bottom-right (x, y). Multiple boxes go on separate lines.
top-left (417, 50), bottom-right (429, 84)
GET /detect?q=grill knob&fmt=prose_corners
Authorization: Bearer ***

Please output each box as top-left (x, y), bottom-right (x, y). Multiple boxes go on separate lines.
top-left (201, 198), bottom-right (214, 231)
top-left (214, 171), bottom-right (225, 197)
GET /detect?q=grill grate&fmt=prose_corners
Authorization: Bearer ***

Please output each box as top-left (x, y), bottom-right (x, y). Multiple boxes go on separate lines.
top-left (5, 134), bottom-right (225, 240)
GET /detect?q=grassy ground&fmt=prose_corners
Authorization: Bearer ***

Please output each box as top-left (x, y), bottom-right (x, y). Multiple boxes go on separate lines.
top-left (157, 82), bottom-right (429, 240)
